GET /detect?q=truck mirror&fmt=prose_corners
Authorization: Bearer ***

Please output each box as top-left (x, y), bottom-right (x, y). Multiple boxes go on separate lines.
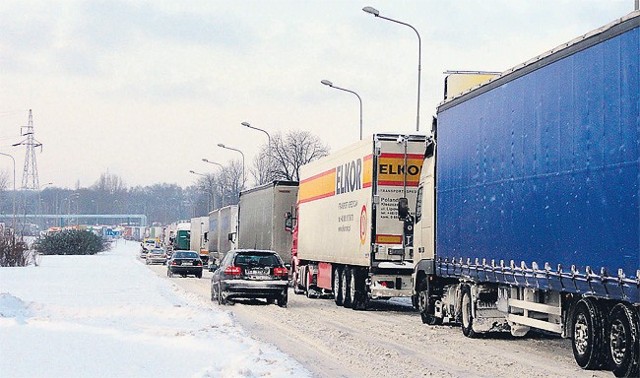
top-left (398, 198), bottom-right (410, 220)
top-left (284, 217), bottom-right (293, 232)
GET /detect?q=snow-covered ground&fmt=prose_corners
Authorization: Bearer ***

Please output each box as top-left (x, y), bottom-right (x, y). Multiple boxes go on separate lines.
top-left (0, 240), bottom-right (310, 378)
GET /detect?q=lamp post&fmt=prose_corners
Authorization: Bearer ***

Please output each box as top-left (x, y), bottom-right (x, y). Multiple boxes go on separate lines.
top-left (202, 158), bottom-right (223, 208)
top-left (217, 143), bottom-right (245, 189)
top-left (321, 79), bottom-right (363, 140)
top-left (190, 170), bottom-right (213, 212)
top-left (201, 158), bottom-right (223, 169)
top-left (241, 122), bottom-right (272, 179)
top-left (37, 182), bottom-right (53, 231)
top-left (0, 152), bottom-right (16, 234)
top-left (363, 6), bottom-right (422, 132)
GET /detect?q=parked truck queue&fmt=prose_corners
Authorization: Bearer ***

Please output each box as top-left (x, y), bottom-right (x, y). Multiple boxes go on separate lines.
top-left (159, 11), bottom-right (639, 377)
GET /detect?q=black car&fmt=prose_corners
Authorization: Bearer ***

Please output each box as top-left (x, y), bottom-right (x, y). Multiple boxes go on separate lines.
top-left (167, 250), bottom-right (203, 278)
top-left (210, 249), bottom-right (289, 307)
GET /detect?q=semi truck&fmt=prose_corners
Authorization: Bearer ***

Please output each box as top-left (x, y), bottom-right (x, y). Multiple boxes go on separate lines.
top-left (169, 221), bottom-right (190, 251)
top-left (208, 205), bottom-right (238, 265)
top-left (190, 216), bottom-right (210, 264)
top-left (290, 133), bottom-right (426, 309)
top-left (403, 12), bottom-right (639, 376)
top-left (237, 181), bottom-right (298, 265)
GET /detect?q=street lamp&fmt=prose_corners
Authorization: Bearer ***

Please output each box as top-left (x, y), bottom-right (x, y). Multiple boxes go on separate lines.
top-left (202, 158), bottom-right (223, 169)
top-left (241, 122), bottom-right (272, 179)
top-left (37, 182), bottom-right (53, 231)
top-left (321, 79), bottom-right (363, 140)
top-left (0, 152), bottom-right (16, 234)
top-left (217, 143), bottom-right (245, 188)
top-left (190, 170), bottom-right (214, 211)
top-left (201, 159), bottom-right (224, 209)
top-left (363, 5), bottom-right (422, 132)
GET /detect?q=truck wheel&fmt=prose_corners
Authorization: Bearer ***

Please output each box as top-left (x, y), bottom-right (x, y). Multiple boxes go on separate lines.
top-left (341, 267), bottom-right (352, 308)
top-left (350, 269), bottom-right (368, 311)
top-left (417, 280), bottom-right (441, 325)
top-left (461, 285), bottom-right (477, 338)
top-left (293, 270), bottom-right (305, 295)
top-left (572, 298), bottom-right (607, 370)
top-left (607, 303), bottom-right (639, 377)
top-left (333, 266), bottom-right (343, 306)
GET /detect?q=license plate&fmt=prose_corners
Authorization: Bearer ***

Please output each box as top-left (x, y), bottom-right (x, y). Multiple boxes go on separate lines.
top-left (183, 261), bottom-right (193, 266)
top-left (245, 268), bottom-right (268, 276)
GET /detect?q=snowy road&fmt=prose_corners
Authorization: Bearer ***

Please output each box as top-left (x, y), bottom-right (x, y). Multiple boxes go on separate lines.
top-left (148, 261), bottom-right (611, 378)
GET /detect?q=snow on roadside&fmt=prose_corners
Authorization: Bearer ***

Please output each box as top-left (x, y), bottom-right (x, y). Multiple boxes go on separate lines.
top-left (0, 240), bottom-right (310, 378)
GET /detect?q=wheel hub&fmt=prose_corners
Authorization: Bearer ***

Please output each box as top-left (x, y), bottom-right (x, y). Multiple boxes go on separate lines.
top-left (574, 313), bottom-right (589, 356)
top-left (609, 320), bottom-right (627, 364)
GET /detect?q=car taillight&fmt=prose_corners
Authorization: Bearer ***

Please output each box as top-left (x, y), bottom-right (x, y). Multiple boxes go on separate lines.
top-left (194, 260), bottom-right (202, 266)
top-left (273, 267), bottom-right (288, 277)
top-left (224, 266), bottom-right (242, 276)
top-left (172, 260), bottom-right (179, 265)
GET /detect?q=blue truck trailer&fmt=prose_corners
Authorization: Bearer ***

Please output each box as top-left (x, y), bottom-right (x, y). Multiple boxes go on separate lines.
top-left (405, 11), bottom-right (639, 376)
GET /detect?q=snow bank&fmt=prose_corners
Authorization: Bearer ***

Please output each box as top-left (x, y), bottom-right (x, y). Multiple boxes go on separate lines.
top-left (0, 240), bottom-right (310, 378)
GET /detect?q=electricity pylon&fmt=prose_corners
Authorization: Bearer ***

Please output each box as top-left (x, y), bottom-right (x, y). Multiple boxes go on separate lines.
top-left (13, 109), bottom-right (43, 190)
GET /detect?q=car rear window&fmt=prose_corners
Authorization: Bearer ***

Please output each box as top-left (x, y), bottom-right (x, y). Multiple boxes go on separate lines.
top-left (234, 253), bottom-right (280, 267)
top-left (174, 252), bottom-right (198, 258)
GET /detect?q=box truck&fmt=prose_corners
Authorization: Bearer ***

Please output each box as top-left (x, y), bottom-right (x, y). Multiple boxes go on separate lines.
top-left (190, 216), bottom-right (210, 264)
top-left (208, 205), bottom-right (238, 265)
top-left (237, 181), bottom-right (298, 264)
top-left (290, 133), bottom-right (426, 309)
top-left (405, 12), bottom-right (639, 376)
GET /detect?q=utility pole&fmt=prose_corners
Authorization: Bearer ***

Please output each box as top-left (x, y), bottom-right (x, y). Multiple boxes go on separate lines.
top-left (13, 109), bottom-right (43, 190)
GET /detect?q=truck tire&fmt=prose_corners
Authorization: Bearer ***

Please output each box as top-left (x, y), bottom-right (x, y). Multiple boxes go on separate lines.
top-left (572, 298), bottom-right (607, 370)
top-left (417, 279), bottom-right (441, 325)
top-left (350, 269), bottom-right (368, 311)
top-left (333, 266), bottom-right (343, 306)
top-left (461, 285), bottom-right (477, 338)
top-left (607, 303), bottom-right (639, 377)
top-left (341, 267), bottom-right (352, 308)
top-left (293, 268), bottom-right (305, 295)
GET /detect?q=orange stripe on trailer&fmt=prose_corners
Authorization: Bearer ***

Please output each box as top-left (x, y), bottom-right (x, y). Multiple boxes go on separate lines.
top-left (375, 234), bottom-right (403, 244)
top-left (299, 168), bottom-right (336, 203)
top-left (363, 154), bottom-right (373, 188)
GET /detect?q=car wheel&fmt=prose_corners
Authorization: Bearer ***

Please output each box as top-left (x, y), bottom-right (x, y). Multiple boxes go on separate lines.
top-left (266, 298), bottom-right (275, 305)
top-left (196, 272), bottom-right (202, 279)
top-left (277, 290), bottom-right (288, 308)
top-left (217, 283), bottom-right (227, 306)
top-left (210, 284), bottom-right (216, 302)
top-left (181, 274), bottom-right (187, 278)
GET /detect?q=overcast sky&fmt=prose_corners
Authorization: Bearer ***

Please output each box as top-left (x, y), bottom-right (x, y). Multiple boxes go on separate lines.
top-left (0, 0), bottom-right (635, 189)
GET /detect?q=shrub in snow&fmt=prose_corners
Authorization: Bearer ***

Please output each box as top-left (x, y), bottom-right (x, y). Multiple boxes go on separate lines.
top-left (34, 230), bottom-right (109, 255)
top-left (0, 232), bottom-right (29, 267)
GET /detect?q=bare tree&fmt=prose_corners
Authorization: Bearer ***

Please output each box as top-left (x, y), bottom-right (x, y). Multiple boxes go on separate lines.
top-left (269, 130), bottom-right (330, 182)
top-left (250, 145), bottom-right (275, 185)
top-left (216, 159), bottom-right (244, 206)
top-left (0, 170), bottom-right (9, 194)
top-left (92, 171), bottom-right (126, 194)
